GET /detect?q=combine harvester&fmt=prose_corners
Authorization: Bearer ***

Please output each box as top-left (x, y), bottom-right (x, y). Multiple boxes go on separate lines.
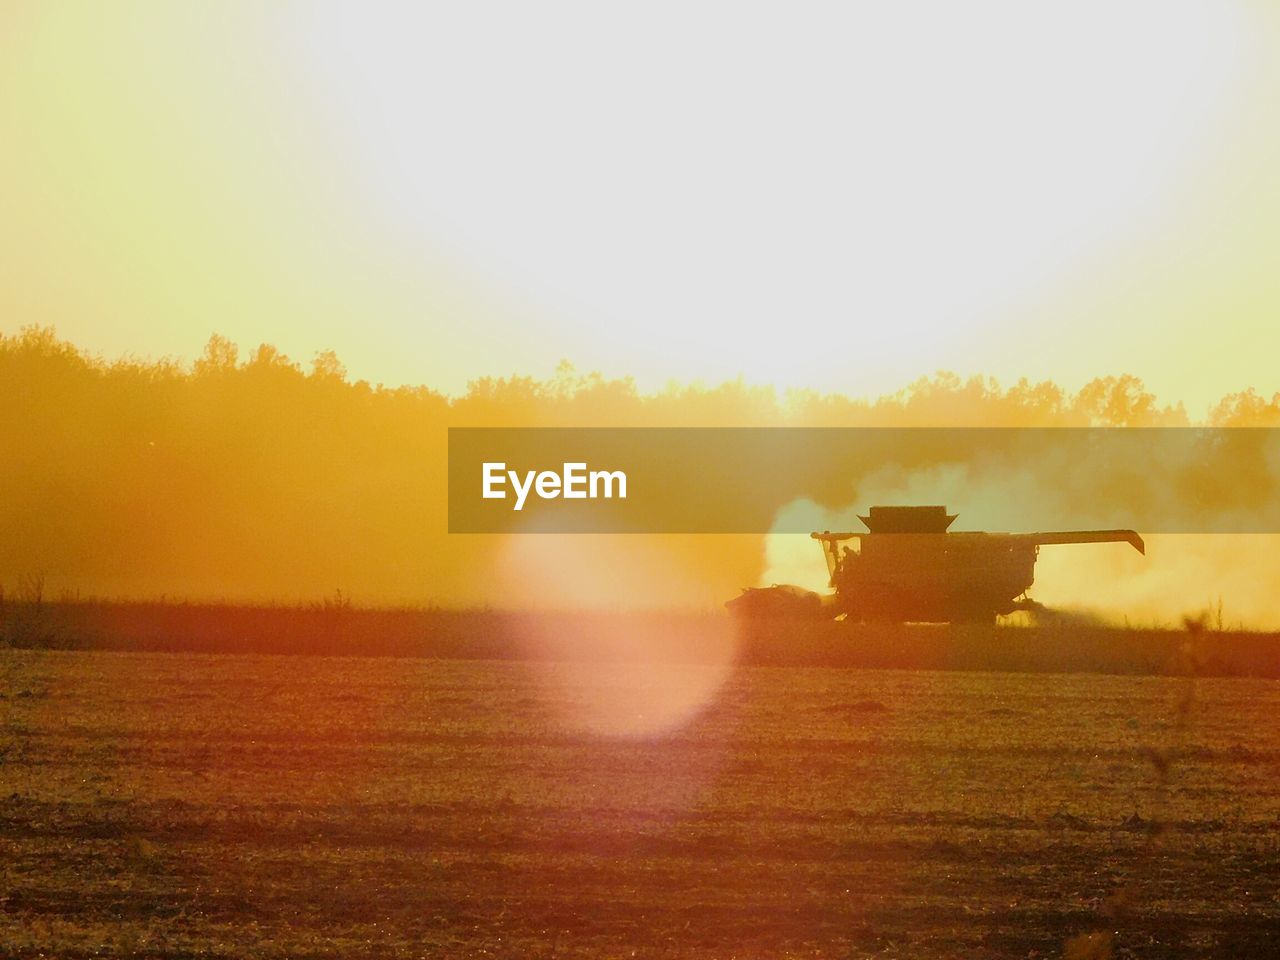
top-left (727, 505), bottom-right (1144, 625)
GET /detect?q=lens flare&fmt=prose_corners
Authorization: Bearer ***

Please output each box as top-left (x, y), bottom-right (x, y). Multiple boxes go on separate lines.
top-left (496, 527), bottom-right (738, 738)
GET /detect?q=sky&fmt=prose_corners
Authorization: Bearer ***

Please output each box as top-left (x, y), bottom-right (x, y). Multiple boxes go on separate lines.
top-left (3, 1), bottom-right (1280, 414)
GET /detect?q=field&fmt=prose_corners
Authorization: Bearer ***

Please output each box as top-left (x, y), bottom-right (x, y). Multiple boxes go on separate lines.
top-left (7, 601), bottom-right (1280, 678)
top-left (4, 646), bottom-right (1280, 959)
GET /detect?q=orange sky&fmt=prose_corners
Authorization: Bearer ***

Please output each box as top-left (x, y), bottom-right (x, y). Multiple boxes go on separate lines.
top-left (3, 1), bottom-right (1280, 414)
top-left (5, 3), bottom-right (1280, 624)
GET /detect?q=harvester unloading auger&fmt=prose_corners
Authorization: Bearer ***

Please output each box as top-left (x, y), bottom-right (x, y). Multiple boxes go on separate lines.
top-left (726, 505), bottom-right (1144, 625)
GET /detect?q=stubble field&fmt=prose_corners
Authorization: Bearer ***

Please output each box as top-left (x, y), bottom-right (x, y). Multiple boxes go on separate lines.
top-left (3, 648), bottom-right (1280, 958)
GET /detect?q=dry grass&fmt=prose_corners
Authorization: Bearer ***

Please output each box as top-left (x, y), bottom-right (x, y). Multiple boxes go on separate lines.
top-left (4, 600), bottom-right (1280, 678)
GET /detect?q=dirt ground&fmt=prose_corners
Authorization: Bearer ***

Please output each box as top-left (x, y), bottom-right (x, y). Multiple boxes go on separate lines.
top-left (3, 649), bottom-right (1279, 958)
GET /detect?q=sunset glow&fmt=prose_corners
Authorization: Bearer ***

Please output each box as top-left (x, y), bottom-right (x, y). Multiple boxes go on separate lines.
top-left (3, 2), bottom-right (1279, 411)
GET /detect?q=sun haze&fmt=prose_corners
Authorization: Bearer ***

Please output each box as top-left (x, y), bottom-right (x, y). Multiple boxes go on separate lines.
top-left (3, 1), bottom-right (1280, 413)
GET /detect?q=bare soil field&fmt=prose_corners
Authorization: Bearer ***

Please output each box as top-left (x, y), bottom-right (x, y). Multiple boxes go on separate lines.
top-left (3, 649), bottom-right (1280, 958)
